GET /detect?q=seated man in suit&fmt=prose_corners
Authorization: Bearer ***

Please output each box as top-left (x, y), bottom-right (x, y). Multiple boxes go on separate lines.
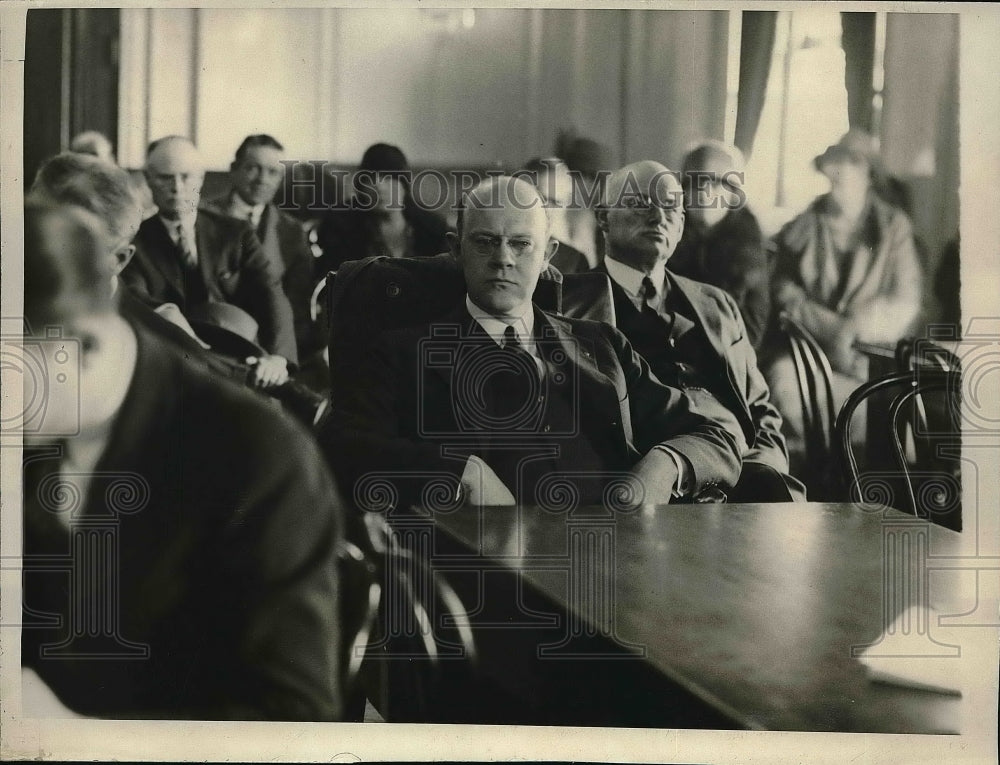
top-left (595, 161), bottom-right (804, 502)
top-left (21, 201), bottom-right (343, 720)
top-left (202, 134), bottom-right (321, 363)
top-left (120, 135), bottom-right (297, 387)
top-left (325, 176), bottom-right (745, 509)
top-left (670, 141), bottom-right (770, 349)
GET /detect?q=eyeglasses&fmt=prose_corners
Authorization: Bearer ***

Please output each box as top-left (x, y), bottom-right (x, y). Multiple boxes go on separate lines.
top-left (614, 194), bottom-right (684, 214)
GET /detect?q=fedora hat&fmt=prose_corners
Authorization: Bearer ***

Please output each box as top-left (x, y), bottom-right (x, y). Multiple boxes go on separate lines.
top-left (186, 302), bottom-right (266, 361)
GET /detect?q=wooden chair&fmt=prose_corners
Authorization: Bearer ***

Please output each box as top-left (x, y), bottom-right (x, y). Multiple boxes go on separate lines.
top-left (354, 510), bottom-right (477, 722)
top-left (778, 311), bottom-right (840, 499)
top-left (895, 337), bottom-right (961, 374)
top-left (835, 369), bottom-right (961, 531)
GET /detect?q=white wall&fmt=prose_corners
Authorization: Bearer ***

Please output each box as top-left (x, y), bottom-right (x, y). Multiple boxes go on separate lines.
top-left (117, 7), bottom-right (729, 171)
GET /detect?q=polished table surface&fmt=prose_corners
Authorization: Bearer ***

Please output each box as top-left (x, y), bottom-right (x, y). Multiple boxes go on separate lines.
top-left (411, 502), bottom-right (965, 732)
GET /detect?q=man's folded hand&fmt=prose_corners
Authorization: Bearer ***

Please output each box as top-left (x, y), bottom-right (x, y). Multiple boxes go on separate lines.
top-left (248, 354), bottom-right (290, 388)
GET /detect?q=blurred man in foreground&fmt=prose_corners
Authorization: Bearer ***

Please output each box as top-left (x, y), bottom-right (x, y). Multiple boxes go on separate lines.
top-left (21, 201), bottom-right (343, 719)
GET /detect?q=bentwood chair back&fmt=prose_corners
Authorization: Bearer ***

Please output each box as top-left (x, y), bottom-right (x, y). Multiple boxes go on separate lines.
top-left (836, 369), bottom-right (962, 531)
top-left (778, 311), bottom-right (840, 499)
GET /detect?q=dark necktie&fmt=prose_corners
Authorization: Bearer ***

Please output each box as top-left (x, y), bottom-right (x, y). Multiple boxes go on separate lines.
top-left (641, 275), bottom-right (659, 312)
top-left (482, 326), bottom-right (542, 431)
top-left (642, 275), bottom-right (675, 339)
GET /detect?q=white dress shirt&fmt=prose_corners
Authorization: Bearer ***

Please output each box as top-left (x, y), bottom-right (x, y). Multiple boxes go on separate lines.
top-left (465, 295), bottom-right (541, 371)
top-left (226, 194), bottom-right (265, 229)
top-left (604, 255), bottom-right (666, 311)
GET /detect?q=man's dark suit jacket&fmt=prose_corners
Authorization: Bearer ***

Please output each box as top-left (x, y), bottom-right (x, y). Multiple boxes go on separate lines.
top-left (121, 208), bottom-right (298, 363)
top-left (669, 207), bottom-right (770, 348)
top-left (22, 322), bottom-right (342, 720)
top-left (599, 264), bottom-right (804, 501)
top-left (325, 303), bottom-right (745, 508)
top-left (204, 196), bottom-right (321, 358)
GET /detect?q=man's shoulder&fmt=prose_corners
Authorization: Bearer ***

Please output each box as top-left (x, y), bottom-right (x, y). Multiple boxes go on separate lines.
top-left (670, 271), bottom-right (735, 308)
top-left (136, 213), bottom-right (164, 238)
top-left (197, 205), bottom-right (245, 233)
top-left (200, 194), bottom-right (229, 216)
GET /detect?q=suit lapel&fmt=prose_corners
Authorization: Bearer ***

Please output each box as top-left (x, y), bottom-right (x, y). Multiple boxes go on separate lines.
top-left (535, 308), bottom-right (624, 431)
top-left (195, 212), bottom-right (224, 297)
top-left (143, 218), bottom-right (186, 302)
top-left (424, 303), bottom-right (484, 392)
top-left (665, 272), bottom-right (729, 360)
top-left (262, 205), bottom-right (289, 275)
top-left (597, 263), bottom-right (639, 326)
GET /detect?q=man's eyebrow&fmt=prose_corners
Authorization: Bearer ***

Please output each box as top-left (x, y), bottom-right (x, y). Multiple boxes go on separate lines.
top-left (467, 229), bottom-right (536, 238)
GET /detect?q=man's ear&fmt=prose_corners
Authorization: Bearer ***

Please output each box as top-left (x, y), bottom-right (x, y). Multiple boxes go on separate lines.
top-left (111, 243), bottom-right (136, 276)
top-left (543, 237), bottom-right (559, 265)
top-left (594, 206), bottom-right (609, 232)
top-left (446, 230), bottom-right (461, 260)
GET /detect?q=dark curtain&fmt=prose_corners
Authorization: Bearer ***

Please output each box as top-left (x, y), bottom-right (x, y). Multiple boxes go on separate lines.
top-left (841, 12), bottom-right (876, 132)
top-left (734, 11), bottom-right (778, 159)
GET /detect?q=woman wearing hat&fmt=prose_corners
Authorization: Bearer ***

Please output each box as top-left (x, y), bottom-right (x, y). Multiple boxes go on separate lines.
top-left (314, 143), bottom-right (450, 272)
top-left (762, 130), bottom-right (922, 463)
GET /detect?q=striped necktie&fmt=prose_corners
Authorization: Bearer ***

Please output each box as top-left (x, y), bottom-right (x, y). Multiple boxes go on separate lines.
top-left (177, 221), bottom-right (197, 268)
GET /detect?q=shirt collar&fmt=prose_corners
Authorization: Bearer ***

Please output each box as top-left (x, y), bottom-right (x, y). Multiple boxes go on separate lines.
top-left (604, 255), bottom-right (666, 300)
top-left (158, 214), bottom-right (197, 241)
top-left (228, 193), bottom-right (265, 225)
top-left (465, 295), bottom-right (535, 349)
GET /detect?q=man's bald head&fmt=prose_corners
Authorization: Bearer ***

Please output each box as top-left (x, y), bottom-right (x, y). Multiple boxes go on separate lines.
top-left (681, 141), bottom-right (746, 228)
top-left (144, 136), bottom-right (205, 220)
top-left (449, 175), bottom-right (557, 318)
top-left (455, 175), bottom-right (550, 239)
top-left (598, 161), bottom-right (686, 272)
top-left (603, 160), bottom-right (684, 210)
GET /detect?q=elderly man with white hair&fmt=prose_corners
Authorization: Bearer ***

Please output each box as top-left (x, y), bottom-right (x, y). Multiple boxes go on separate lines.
top-left (121, 135), bottom-right (297, 387)
top-left (594, 160), bottom-right (804, 502)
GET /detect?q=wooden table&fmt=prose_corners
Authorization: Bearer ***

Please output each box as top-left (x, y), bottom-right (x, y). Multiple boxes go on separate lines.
top-left (387, 502), bottom-right (965, 731)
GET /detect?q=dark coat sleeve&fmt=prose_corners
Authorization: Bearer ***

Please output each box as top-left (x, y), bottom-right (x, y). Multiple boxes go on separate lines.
top-left (322, 330), bottom-right (467, 510)
top-left (603, 324), bottom-right (746, 491)
top-left (234, 226), bottom-right (299, 364)
top-left (717, 290), bottom-right (790, 473)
